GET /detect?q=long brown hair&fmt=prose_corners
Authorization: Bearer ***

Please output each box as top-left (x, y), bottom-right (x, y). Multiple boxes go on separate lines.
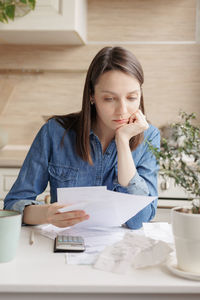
top-left (51, 46), bottom-right (145, 164)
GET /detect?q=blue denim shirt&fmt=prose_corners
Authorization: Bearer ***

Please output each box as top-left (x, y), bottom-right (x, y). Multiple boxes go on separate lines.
top-left (4, 119), bottom-right (160, 229)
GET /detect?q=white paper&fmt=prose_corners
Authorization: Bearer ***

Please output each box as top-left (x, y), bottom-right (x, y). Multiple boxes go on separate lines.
top-left (58, 186), bottom-right (107, 205)
top-left (34, 224), bottom-right (67, 239)
top-left (94, 232), bottom-right (173, 274)
top-left (34, 223), bottom-right (129, 265)
top-left (65, 226), bottom-right (128, 265)
top-left (57, 186), bottom-right (156, 228)
top-left (34, 222), bottom-right (173, 267)
top-left (143, 222), bottom-right (174, 244)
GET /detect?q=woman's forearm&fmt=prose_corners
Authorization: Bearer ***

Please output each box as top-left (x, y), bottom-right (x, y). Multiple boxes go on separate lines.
top-left (23, 203), bottom-right (89, 227)
top-left (115, 136), bottom-right (136, 187)
top-left (23, 204), bottom-right (49, 225)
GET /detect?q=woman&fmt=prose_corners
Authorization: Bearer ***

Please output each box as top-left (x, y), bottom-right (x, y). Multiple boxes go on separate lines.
top-left (4, 46), bottom-right (160, 229)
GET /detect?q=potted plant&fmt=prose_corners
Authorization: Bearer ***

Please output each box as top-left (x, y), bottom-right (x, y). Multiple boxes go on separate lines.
top-left (0, 0), bottom-right (36, 23)
top-left (146, 111), bottom-right (200, 274)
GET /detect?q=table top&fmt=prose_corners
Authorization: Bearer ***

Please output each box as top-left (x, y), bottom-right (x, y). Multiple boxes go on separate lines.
top-left (0, 227), bottom-right (200, 294)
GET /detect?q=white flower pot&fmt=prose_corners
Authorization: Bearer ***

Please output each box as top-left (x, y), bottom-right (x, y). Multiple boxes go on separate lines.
top-left (171, 206), bottom-right (200, 274)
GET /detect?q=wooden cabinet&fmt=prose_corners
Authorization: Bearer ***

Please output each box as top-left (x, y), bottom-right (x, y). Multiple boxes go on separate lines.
top-left (0, 168), bottom-right (50, 209)
top-left (0, 0), bottom-right (87, 45)
top-left (158, 175), bottom-right (187, 199)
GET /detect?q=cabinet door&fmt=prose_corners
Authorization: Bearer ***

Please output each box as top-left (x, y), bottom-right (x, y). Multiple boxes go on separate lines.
top-left (0, 0), bottom-right (87, 45)
top-left (158, 175), bottom-right (188, 199)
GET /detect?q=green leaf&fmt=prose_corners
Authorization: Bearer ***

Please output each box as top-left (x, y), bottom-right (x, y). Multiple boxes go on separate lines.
top-left (5, 4), bottom-right (15, 20)
top-left (147, 111), bottom-right (200, 198)
top-left (2, 11), bottom-right (8, 23)
top-left (0, 16), bottom-right (5, 23)
top-left (3, 0), bottom-right (13, 4)
top-left (0, 0), bottom-right (36, 23)
top-left (28, 0), bottom-right (36, 10)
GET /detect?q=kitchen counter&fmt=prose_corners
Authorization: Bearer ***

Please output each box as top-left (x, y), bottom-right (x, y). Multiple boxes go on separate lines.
top-left (0, 227), bottom-right (200, 300)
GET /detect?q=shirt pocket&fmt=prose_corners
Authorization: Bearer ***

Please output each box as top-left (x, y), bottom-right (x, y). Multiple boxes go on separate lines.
top-left (48, 163), bottom-right (78, 188)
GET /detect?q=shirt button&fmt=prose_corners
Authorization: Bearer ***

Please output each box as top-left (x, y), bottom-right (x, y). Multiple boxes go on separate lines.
top-left (104, 152), bottom-right (110, 155)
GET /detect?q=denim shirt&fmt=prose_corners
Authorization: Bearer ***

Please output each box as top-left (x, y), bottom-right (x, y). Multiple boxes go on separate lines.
top-left (4, 119), bottom-right (160, 229)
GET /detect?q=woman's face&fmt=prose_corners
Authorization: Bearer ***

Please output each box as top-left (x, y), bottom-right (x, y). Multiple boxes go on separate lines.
top-left (93, 70), bottom-right (141, 135)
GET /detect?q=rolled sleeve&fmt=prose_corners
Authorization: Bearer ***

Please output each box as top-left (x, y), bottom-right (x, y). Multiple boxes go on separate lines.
top-left (126, 171), bottom-right (149, 194)
top-left (11, 199), bottom-right (41, 216)
top-left (113, 171), bottom-right (149, 195)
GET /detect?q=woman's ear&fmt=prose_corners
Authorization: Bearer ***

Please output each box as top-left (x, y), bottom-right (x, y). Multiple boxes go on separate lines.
top-left (90, 96), bottom-right (95, 105)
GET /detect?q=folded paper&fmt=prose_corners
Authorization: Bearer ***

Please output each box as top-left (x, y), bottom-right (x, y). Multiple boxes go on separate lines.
top-left (94, 233), bottom-right (173, 274)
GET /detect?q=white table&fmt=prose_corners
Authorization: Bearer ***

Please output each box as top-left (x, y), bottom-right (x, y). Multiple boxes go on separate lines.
top-left (0, 227), bottom-right (200, 300)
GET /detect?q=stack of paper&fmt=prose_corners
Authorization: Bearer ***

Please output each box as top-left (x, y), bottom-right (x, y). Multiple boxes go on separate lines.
top-left (57, 186), bottom-right (156, 228)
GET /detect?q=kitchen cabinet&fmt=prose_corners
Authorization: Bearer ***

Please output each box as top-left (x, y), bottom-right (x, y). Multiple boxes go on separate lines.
top-left (156, 175), bottom-right (189, 223)
top-left (158, 176), bottom-right (188, 199)
top-left (0, 0), bottom-right (87, 45)
top-left (0, 168), bottom-right (50, 209)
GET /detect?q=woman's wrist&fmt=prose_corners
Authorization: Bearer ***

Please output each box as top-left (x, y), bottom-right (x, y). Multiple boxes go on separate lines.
top-left (23, 204), bottom-right (50, 225)
top-left (115, 131), bottom-right (130, 147)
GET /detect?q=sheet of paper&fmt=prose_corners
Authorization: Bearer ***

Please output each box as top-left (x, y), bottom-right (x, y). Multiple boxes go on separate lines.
top-left (57, 186), bottom-right (156, 228)
top-left (94, 232), bottom-right (173, 273)
top-left (58, 186), bottom-right (107, 205)
top-left (64, 226), bottom-right (129, 265)
top-left (143, 222), bottom-right (174, 244)
top-left (94, 223), bottom-right (174, 273)
top-left (34, 222), bottom-right (173, 266)
top-left (34, 224), bottom-right (129, 265)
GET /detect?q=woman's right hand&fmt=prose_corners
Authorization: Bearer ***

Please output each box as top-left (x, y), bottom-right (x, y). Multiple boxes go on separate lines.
top-left (46, 203), bottom-right (90, 228)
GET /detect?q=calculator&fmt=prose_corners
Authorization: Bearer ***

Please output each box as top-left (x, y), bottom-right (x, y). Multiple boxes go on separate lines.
top-left (54, 235), bottom-right (85, 252)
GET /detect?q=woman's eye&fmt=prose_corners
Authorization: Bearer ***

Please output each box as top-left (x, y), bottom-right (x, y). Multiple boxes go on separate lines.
top-left (128, 97), bottom-right (137, 101)
top-left (104, 97), bottom-right (113, 101)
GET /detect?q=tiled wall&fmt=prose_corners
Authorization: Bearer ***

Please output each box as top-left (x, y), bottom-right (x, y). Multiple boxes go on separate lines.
top-left (0, 0), bottom-right (199, 146)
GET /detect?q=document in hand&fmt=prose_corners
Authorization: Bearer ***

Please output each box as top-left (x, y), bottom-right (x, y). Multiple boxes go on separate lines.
top-left (57, 186), bottom-right (156, 228)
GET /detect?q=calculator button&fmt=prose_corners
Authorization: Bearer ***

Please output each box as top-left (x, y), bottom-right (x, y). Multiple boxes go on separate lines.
top-left (62, 236), bottom-right (68, 242)
top-left (58, 236), bottom-right (63, 243)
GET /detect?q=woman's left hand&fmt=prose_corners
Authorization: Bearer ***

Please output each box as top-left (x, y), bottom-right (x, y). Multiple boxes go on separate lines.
top-left (115, 109), bottom-right (149, 142)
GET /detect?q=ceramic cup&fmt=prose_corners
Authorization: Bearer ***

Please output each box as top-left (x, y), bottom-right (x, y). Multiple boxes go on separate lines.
top-left (0, 210), bottom-right (21, 263)
top-left (171, 206), bottom-right (200, 274)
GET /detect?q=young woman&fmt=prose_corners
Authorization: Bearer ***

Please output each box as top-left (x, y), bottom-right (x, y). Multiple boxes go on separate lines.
top-left (4, 46), bottom-right (160, 229)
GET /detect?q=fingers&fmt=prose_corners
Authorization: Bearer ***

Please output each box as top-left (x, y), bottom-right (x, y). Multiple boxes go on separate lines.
top-left (129, 113), bottom-right (137, 124)
top-left (50, 202), bottom-right (71, 210)
top-left (130, 109), bottom-right (145, 120)
top-left (46, 203), bottom-right (90, 228)
top-left (116, 109), bottom-right (149, 141)
top-left (55, 210), bottom-right (87, 221)
top-left (133, 109), bottom-right (149, 129)
top-left (53, 214), bottom-right (90, 228)
top-left (136, 109), bottom-right (146, 120)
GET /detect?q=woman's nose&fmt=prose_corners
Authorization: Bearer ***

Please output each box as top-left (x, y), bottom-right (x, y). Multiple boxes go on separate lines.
top-left (116, 99), bottom-right (128, 115)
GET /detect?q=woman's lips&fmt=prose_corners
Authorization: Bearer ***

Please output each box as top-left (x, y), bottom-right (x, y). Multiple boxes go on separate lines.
top-left (113, 119), bottom-right (128, 124)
